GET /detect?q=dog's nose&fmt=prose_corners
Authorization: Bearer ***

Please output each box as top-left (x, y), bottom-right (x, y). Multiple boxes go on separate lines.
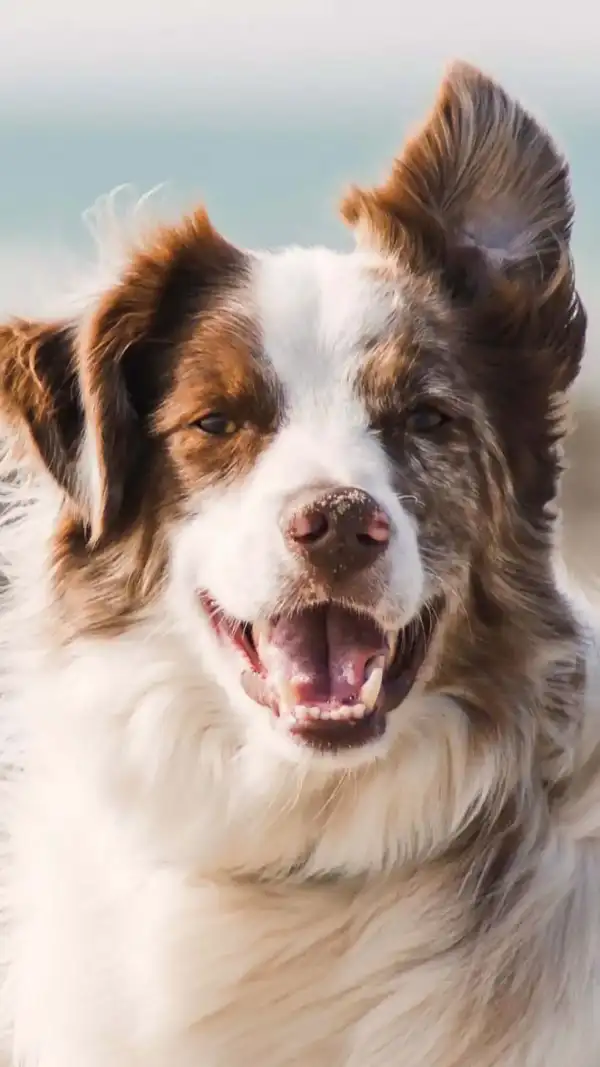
top-left (282, 487), bottom-right (391, 576)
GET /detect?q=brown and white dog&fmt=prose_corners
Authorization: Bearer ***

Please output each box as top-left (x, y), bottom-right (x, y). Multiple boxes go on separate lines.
top-left (0, 62), bottom-right (599, 1067)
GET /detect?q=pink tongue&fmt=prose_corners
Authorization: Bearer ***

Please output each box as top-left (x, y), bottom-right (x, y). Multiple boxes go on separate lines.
top-left (260, 605), bottom-right (386, 706)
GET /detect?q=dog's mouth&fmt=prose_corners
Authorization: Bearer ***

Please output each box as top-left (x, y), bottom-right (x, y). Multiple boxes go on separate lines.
top-left (200, 595), bottom-right (442, 752)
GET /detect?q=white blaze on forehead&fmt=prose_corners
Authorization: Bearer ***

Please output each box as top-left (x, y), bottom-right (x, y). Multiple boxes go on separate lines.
top-left (251, 246), bottom-right (404, 410)
top-left (242, 245), bottom-right (409, 494)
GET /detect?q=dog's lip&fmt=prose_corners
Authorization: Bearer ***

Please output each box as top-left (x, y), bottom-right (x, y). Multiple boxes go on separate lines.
top-left (198, 593), bottom-right (441, 751)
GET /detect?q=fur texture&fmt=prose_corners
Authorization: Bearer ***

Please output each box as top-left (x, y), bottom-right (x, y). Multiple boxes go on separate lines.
top-left (0, 62), bottom-right (599, 1066)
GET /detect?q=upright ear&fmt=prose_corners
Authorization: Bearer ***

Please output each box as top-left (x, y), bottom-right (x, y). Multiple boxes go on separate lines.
top-left (0, 208), bottom-right (242, 544)
top-left (342, 62), bottom-right (574, 288)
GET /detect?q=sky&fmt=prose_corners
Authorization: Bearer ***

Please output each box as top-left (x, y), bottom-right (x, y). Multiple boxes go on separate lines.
top-left (4, 0), bottom-right (600, 116)
top-left (2, 1), bottom-right (598, 381)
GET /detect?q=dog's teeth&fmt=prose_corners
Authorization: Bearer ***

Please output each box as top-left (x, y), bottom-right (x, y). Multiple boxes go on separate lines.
top-left (291, 705), bottom-right (323, 722)
top-left (328, 704), bottom-right (368, 722)
top-left (360, 659), bottom-right (385, 710)
top-left (349, 703), bottom-right (367, 720)
top-left (385, 629), bottom-right (399, 667)
top-left (284, 703), bottom-right (371, 725)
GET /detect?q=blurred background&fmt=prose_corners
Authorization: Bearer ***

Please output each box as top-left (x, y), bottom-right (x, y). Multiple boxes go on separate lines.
top-left (1, 0), bottom-right (599, 582)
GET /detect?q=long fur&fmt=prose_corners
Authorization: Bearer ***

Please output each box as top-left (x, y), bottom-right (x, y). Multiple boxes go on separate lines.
top-left (1, 448), bottom-right (600, 1065)
top-left (1, 64), bottom-right (600, 1067)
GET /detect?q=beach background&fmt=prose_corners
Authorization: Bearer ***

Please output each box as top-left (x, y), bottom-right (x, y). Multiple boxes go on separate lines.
top-left (2, 0), bottom-right (599, 582)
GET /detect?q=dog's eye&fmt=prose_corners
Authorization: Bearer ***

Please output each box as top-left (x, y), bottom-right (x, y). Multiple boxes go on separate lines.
top-left (405, 405), bottom-right (450, 435)
top-left (195, 413), bottom-right (237, 436)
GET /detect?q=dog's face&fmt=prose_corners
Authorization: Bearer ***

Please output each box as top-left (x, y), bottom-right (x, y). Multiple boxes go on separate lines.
top-left (165, 247), bottom-right (492, 762)
top-left (0, 63), bottom-right (585, 768)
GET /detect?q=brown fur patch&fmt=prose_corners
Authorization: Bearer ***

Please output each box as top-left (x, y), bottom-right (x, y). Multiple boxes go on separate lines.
top-left (344, 62), bottom-right (588, 810)
top-left (0, 208), bottom-right (282, 636)
top-left (0, 319), bottom-right (80, 499)
top-left (76, 207), bottom-right (248, 542)
top-left (154, 307), bottom-right (281, 493)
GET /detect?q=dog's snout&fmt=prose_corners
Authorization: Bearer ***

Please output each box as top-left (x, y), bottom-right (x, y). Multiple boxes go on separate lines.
top-left (282, 487), bottom-right (391, 576)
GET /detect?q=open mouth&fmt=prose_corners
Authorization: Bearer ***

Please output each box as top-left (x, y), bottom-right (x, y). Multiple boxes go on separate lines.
top-left (200, 595), bottom-right (442, 752)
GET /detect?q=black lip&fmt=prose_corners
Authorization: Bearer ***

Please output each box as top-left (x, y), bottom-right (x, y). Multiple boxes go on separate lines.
top-left (379, 600), bottom-right (441, 714)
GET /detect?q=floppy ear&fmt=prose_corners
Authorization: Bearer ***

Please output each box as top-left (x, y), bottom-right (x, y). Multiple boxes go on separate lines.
top-left (0, 208), bottom-right (241, 544)
top-left (0, 317), bottom-right (83, 499)
top-left (342, 61), bottom-right (573, 285)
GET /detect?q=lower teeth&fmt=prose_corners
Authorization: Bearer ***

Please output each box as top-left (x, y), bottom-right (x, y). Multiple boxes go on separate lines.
top-left (286, 702), bottom-right (369, 724)
top-left (277, 657), bottom-right (386, 725)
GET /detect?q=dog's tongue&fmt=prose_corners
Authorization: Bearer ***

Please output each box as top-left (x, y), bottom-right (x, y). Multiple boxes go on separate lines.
top-left (256, 605), bottom-right (386, 707)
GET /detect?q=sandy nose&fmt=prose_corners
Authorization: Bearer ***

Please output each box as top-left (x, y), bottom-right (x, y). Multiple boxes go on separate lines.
top-left (282, 486), bottom-right (391, 577)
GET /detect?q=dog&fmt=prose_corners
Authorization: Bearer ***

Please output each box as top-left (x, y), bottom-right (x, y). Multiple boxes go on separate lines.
top-left (0, 60), bottom-right (599, 1066)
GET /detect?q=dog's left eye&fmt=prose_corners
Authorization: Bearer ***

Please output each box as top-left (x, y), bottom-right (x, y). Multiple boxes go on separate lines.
top-left (405, 405), bottom-right (450, 435)
top-left (194, 413), bottom-right (238, 436)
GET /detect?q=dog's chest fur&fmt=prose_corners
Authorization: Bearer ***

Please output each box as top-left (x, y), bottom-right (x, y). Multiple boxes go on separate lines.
top-left (9, 780), bottom-right (595, 1067)
top-left (2, 636), bottom-right (599, 1067)
top-left (110, 870), bottom-right (600, 1067)
top-left (11, 845), bottom-right (472, 1067)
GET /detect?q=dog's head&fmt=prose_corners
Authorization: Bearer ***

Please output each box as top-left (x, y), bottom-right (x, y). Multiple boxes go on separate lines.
top-left (0, 64), bottom-right (585, 769)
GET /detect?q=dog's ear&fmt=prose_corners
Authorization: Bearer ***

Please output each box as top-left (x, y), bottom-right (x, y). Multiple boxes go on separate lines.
top-left (342, 62), bottom-right (573, 286)
top-left (341, 62), bottom-right (586, 393)
top-left (0, 317), bottom-right (83, 500)
top-left (0, 208), bottom-right (241, 544)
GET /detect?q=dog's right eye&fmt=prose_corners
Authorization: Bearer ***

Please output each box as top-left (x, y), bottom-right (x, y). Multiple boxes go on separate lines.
top-left (194, 413), bottom-right (238, 436)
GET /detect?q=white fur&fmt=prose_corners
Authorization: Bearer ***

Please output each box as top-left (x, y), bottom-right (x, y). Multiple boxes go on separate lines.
top-left (1, 238), bottom-right (600, 1067)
